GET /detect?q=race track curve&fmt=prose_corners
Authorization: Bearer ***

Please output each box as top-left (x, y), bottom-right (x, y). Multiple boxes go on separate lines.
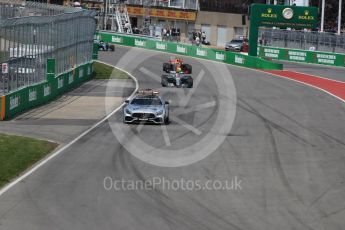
top-left (0, 46), bottom-right (345, 230)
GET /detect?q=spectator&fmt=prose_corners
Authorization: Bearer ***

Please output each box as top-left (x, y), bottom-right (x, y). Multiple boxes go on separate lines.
top-left (201, 31), bottom-right (206, 43)
top-left (166, 27), bottom-right (171, 40)
top-left (124, 21), bottom-right (130, 33)
top-left (195, 36), bottom-right (200, 46)
top-left (162, 28), bottom-right (167, 40)
top-left (192, 31), bottom-right (197, 41)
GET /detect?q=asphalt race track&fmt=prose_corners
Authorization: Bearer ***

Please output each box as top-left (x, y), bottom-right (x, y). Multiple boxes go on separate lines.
top-left (1, 46), bottom-right (345, 230)
top-left (278, 60), bottom-right (345, 82)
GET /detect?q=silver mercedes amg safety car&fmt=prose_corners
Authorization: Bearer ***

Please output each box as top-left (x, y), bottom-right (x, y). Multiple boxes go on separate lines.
top-left (123, 89), bottom-right (170, 124)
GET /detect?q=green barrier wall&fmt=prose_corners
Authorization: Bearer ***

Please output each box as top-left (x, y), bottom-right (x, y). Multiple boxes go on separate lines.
top-left (258, 46), bottom-right (345, 67)
top-left (3, 61), bottom-right (93, 120)
top-left (96, 31), bottom-right (282, 70)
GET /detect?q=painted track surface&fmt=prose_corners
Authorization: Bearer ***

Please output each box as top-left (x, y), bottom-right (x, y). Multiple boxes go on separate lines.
top-left (0, 46), bottom-right (345, 230)
top-left (279, 60), bottom-right (345, 82)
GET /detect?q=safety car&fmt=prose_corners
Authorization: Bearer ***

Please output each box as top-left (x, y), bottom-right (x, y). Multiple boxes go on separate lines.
top-left (123, 89), bottom-right (169, 124)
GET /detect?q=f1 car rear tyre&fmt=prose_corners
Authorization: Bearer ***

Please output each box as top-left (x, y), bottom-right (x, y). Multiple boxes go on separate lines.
top-left (182, 64), bottom-right (192, 74)
top-left (163, 63), bottom-right (173, 73)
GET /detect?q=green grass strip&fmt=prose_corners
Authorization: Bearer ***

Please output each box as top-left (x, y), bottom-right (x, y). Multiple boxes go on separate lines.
top-left (0, 133), bottom-right (57, 188)
top-left (93, 61), bottom-right (129, 80)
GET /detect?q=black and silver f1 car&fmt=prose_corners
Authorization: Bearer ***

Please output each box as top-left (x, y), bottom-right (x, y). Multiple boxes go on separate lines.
top-left (95, 39), bottom-right (115, 51)
top-left (161, 71), bottom-right (193, 88)
top-left (163, 58), bottom-right (192, 74)
top-left (123, 89), bottom-right (169, 124)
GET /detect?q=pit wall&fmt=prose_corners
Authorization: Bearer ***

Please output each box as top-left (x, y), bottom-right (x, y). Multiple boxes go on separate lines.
top-left (96, 31), bottom-right (283, 70)
top-left (258, 46), bottom-right (345, 67)
top-left (0, 60), bottom-right (93, 120)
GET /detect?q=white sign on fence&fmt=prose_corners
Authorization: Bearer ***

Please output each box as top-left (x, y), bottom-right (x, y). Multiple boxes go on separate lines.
top-left (1, 63), bottom-right (8, 74)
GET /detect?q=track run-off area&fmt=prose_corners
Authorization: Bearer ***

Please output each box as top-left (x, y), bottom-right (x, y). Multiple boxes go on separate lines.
top-left (0, 45), bottom-right (345, 230)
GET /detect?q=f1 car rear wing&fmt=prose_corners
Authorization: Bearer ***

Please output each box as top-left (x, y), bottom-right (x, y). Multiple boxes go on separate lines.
top-left (169, 57), bottom-right (183, 65)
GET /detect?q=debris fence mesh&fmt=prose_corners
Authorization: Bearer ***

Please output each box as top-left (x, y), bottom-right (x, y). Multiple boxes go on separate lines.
top-left (0, 0), bottom-right (96, 94)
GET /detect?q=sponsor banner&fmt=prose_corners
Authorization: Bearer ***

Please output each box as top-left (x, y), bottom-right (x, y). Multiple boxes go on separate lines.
top-left (87, 65), bottom-right (92, 76)
top-left (79, 69), bottom-right (84, 78)
top-left (196, 48), bottom-right (207, 57)
top-left (156, 42), bottom-right (167, 50)
top-left (235, 55), bottom-right (245, 64)
top-left (253, 4), bottom-right (318, 29)
top-left (134, 39), bottom-right (146, 47)
top-left (28, 89), bottom-right (37, 102)
top-left (215, 52), bottom-right (225, 61)
top-left (315, 53), bottom-right (336, 65)
top-left (9, 95), bottom-right (19, 110)
top-left (258, 46), bottom-right (345, 67)
top-left (262, 48), bottom-right (280, 58)
top-left (127, 6), bottom-right (197, 21)
top-left (57, 77), bottom-right (64, 89)
top-left (176, 45), bottom-right (187, 54)
top-left (111, 36), bottom-right (123, 43)
top-left (68, 73), bottom-right (74, 84)
top-left (288, 50), bottom-right (307, 61)
top-left (44, 84), bottom-right (51, 97)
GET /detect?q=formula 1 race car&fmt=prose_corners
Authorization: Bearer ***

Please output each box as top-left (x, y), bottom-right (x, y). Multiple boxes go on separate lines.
top-left (123, 89), bottom-right (170, 124)
top-left (161, 71), bottom-right (193, 88)
top-left (95, 39), bottom-right (115, 51)
top-left (163, 58), bottom-right (192, 74)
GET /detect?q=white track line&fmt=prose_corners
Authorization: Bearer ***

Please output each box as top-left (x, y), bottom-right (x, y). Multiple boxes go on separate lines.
top-left (0, 61), bottom-right (139, 197)
top-left (160, 125), bottom-right (171, 146)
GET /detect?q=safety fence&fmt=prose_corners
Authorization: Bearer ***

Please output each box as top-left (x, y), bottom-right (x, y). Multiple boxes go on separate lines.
top-left (0, 1), bottom-right (96, 120)
top-left (96, 31), bottom-right (283, 70)
top-left (258, 46), bottom-right (345, 68)
top-left (1, 61), bottom-right (93, 120)
top-left (259, 28), bottom-right (345, 54)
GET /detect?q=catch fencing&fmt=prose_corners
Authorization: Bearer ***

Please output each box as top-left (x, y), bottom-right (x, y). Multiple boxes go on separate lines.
top-left (259, 28), bottom-right (345, 54)
top-left (0, 0), bottom-right (96, 95)
top-left (0, 1), bottom-right (96, 119)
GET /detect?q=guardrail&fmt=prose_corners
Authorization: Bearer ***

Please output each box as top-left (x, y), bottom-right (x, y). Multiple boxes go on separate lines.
top-left (0, 60), bottom-right (93, 120)
top-left (258, 46), bottom-right (345, 68)
top-left (96, 31), bottom-right (283, 71)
